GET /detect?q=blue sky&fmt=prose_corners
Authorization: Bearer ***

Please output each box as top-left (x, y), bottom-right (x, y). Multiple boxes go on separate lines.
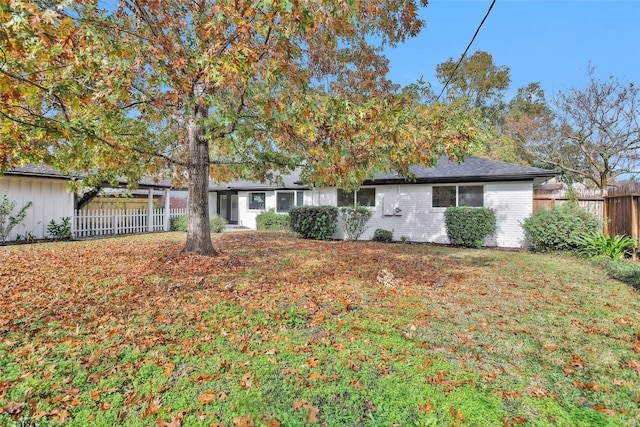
top-left (384, 0), bottom-right (640, 100)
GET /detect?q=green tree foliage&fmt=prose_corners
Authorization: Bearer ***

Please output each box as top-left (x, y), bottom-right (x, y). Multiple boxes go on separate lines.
top-left (339, 206), bottom-right (373, 241)
top-left (1, 0), bottom-right (482, 255)
top-left (522, 204), bottom-right (601, 252)
top-left (0, 192), bottom-right (32, 242)
top-left (444, 207), bottom-right (496, 248)
top-left (289, 206), bottom-right (338, 240)
top-left (436, 50), bottom-right (511, 122)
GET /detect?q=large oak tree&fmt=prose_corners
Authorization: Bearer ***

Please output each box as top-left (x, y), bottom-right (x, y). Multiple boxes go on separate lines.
top-left (1, 0), bottom-right (480, 255)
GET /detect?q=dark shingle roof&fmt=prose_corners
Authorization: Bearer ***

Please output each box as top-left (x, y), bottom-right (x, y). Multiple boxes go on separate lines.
top-left (211, 157), bottom-right (557, 190)
top-left (4, 164), bottom-right (69, 180)
top-left (366, 156), bottom-right (557, 185)
top-left (209, 168), bottom-right (308, 191)
top-left (5, 165), bottom-right (171, 188)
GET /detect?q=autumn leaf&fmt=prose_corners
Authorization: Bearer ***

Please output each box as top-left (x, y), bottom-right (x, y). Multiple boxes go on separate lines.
top-left (349, 379), bottom-right (365, 390)
top-left (233, 415), bottom-right (255, 427)
top-left (626, 360), bottom-right (640, 374)
top-left (307, 372), bottom-right (323, 382)
top-left (571, 355), bottom-right (585, 368)
top-left (449, 406), bottom-right (465, 422)
top-left (306, 357), bottom-right (321, 368)
top-left (308, 406), bottom-right (320, 423)
top-left (240, 372), bottom-right (254, 389)
top-left (198, 390), bottom-right (218, 405)
top-left (142, 397), bottom-right (161, 418)
top-left (418, 398), bottom-right (435, 413)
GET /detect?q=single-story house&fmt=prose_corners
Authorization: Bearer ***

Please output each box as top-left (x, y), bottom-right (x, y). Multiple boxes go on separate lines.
top-left (1, 165), bottom-right (172, 240)
top-left (209, 157), bottom-right (557, 247)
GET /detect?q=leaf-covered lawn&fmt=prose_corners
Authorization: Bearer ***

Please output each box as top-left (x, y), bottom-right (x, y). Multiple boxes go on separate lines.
top-left (0, 232), bottom-right (638, 426)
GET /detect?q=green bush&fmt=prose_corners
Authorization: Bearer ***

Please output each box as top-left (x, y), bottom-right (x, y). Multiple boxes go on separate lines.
top-left (522, 204), bottom-right (601, 252)
top-left (170, 215), bottom-right (188, 231)
top-left (210, 215), bottom-right (227, 233)
top-left (256, 209), bottom-right (290, 231)
top-left (593, 258), bottom-right (640, 289)
top-left (444, 207), bottom-right (496, 248)
top-left (47, 216), bottom-right (72, 239)
top-left (339, 206), bottom-right (373, 241)
top-left (289, 206), bottom-right (338, 240)
top-left (170, 214), bottom-right (227, 233)
top-left (575, 231), bottom-right (636, 260)
top-left (372, 228), bottom-right (394, 243)
top-left (0, 192), bottom-right (32, 242)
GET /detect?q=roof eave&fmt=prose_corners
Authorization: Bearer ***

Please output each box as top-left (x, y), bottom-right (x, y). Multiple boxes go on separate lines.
top-left (362, 173), bottom-right (559, 186)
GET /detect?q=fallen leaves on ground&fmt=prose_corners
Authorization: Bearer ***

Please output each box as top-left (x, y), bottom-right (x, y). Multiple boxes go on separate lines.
top-left (0, 232), bottom-right (638, 425)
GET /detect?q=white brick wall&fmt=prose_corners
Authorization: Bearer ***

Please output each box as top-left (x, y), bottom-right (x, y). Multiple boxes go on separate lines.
top-left (230, 180), bottom-right (533, 248)
top-left (319, 181), bottom-right (532, 247)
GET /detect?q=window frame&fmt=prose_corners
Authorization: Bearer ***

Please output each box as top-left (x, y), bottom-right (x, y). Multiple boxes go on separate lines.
top-left (337, 188), bottom-right (376, 208)
top-left (275, 190), bottom-right (305, 213)
top-left (247, 192), bottom-right (266, 211)
top-left (432, 185), bottom-right (484, 208)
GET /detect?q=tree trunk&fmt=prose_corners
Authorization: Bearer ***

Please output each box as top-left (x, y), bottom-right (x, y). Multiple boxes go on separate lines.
top-left (184, 105), bottom-right (217, 255)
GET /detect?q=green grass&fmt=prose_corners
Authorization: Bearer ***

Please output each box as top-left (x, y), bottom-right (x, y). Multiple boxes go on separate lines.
top-left (0, 232), bottom-right (638, 426)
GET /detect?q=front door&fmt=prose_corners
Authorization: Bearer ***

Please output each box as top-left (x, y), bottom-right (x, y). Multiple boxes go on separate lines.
top-left (218, 191), bottom-right (238, 225)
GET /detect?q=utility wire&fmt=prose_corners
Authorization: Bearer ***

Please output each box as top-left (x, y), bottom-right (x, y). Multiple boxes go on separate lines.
top-left (436, 0), bottom-right (496, 103)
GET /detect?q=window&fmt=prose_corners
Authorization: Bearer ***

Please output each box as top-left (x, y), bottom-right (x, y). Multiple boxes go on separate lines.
top-left (432, 186), bottom-right (456, 208)
top-left (432, 185), bottom-right (483, 208)
top-left (337, 188), bottom-right (376, 207)
top-left (276, 191), bottom-right (305, 213)
top-left (248, 192), bottom-right (266, 210)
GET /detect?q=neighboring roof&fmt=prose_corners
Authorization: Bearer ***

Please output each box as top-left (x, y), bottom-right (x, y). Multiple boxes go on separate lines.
top-left (209, 168), bottom-right (309, 191)
top-left (211, 156), bottom-right (558, 191)
top-left (4, 164), bottom-right (70, 180)
top-left (365, 156), bottom-right (557, 186)
top-left (4, 165), bottom-right (171, 189)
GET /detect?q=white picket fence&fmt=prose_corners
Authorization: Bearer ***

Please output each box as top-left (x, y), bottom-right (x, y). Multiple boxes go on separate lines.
top-left (74, 208), bottom-right (187, 238)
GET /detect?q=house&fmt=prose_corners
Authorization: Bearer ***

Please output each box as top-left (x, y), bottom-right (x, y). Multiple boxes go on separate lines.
top-left (0, 164), bottom-right (74, 240)
top-left (1, 165), bottom-right (173, 240)
top-left (209, 157), bottom-right (557, 247)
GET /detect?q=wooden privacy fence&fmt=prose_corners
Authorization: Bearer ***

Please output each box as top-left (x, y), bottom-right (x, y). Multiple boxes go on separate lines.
top-left (534, 184), bottom-right (640, 240)
top-left (533, 188), bottom-right (604, 218)
top-left (603, 184), bottom-right (640, 240)
top-left (74, 208), bottom-right (187, 238)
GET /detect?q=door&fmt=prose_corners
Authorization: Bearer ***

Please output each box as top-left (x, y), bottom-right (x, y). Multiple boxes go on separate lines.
top-left (217, 191), bottom-right (238, 225)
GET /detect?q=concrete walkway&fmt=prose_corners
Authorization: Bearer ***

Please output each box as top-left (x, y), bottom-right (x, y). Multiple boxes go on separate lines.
top-left (223, 225), bottom-right (252, 232)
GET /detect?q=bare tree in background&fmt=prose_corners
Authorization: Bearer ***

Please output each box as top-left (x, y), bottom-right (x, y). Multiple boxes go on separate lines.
top-left (525, 68), bottom-right (640, 190)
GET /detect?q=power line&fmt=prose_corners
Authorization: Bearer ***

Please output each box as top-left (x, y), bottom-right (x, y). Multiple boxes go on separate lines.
top-left (435, 0), bottom-right (496, 103)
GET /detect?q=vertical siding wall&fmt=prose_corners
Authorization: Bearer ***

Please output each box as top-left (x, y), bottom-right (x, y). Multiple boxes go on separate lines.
top-left (0, 176), bottom-right (74, 240)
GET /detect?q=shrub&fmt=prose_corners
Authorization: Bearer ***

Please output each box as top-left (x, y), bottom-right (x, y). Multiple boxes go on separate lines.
top-left (372, 228), bottom-right (394, 243)
top-left (339, 206), bottom-right (373, 241)
top-left (170, 214), bottom-right (227, 233)
top-left (0, 192), bottom-right (32, 243)
top-left (444, 207), bottom-right (496, 248)
top-left (593, 258), bottom-right (640, 289)
top-left (575, 231), bottom-right (636, 260)
top-left (210, 215), bottom-right (227, 233)
top-left (256, 209), bottom-right (290, 231)
top-left (289, 206), bottom-right (338, 240)
top-left (170, 215), bottom-right (188, 231)
top-left (47, 216), bottom-right (72, 239)
top-left (522, 204), bottom-right (601, 252)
